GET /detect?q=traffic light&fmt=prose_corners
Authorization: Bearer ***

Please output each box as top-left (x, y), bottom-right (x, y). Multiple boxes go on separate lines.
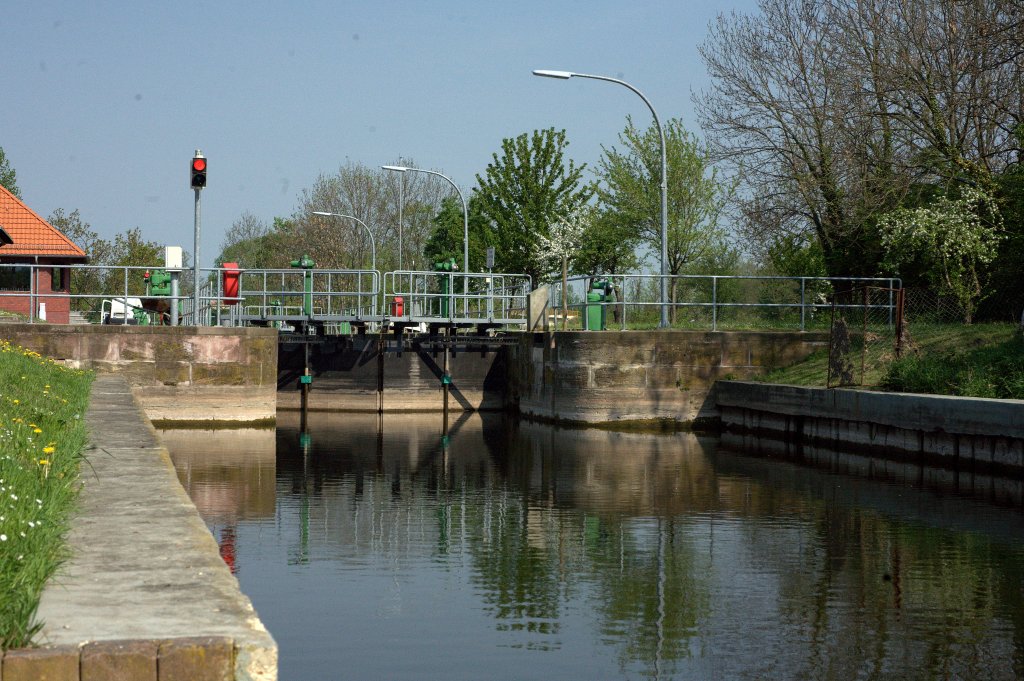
top-left (190, 154), bottom-right (207, 188)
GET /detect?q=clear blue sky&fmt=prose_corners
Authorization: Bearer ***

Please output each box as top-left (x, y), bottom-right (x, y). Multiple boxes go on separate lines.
top-left (3, 0), bottom-right (758, 267)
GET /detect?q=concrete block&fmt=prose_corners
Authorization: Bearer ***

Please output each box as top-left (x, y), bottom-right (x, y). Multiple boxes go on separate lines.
top-left (158, 637), bottom-right (233, 681)
top-left (922, 432), bottom-right (957, 459)
top-left (82, 640), bottom-right (157, 681)
top-left (552, 366), bottom-right (591, 391)
top-left (654, 341), bottom-right (720, 367)
top-left (3, 645), bottom-right (80, 681)
top-left (592, 365), bottom-right (647, 388)
top-left (992, 438), bottom-right (1023, 470)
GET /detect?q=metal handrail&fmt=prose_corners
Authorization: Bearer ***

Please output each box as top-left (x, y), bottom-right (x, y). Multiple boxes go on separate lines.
top-left (547, 274), bottom-right (903, 331)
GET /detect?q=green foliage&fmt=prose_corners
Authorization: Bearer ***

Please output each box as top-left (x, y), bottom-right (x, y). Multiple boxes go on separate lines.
top-left (422, 196), bottom-right (492, 272)
top-left (882, 332), bottom-right (1024, 399)
top-left (571, 208), bottom-right (641, 277)
top-left (596, 117), bottom-right (734, 283)
top-left (980, 161), bottom-right (1024, 321)
top-left (0, 147), bottom-right (21, 199)
top-left (0, 341), bottom-right (92, 649)
top-left (475, 128), bottom-right (592, 284)
top-left (764, 233), bottom-right (827, 277)
top-left (217, 212), bottom-right (274, 268)
top-left (880, 188), bottom-right (1003, 322)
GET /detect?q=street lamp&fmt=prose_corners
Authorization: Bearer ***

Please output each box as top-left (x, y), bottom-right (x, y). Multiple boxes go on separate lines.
top-left (533, 69), bottom-right (670, 328)
top-left (311, 211), bottom-right (377, 272)
top-left (382, 165), bottom-right (469, 295)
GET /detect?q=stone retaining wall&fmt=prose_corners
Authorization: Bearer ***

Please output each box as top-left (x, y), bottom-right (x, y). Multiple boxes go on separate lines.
top-left (715, 381), bottom-right (1024, 474)
top-left (509, 330), bottom-right (829, 426)
top-left (1, 636), bottom-right (241, 681)
top-left (0, 324), bottom-right (277, 422)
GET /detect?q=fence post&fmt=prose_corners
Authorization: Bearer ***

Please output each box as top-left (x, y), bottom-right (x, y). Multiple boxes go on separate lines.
top-left (712, 277), bottom-right (718, 331)
top-left (800, 278), bottom-right (806, 331)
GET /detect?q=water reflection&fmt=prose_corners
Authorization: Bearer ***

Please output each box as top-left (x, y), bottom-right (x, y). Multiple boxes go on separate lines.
top-left (161, 413), bottom-right (1024, 681)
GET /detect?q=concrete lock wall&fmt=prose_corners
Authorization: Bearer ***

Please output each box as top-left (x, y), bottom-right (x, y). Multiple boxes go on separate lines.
top-left (508, 330), bottom-right (829, 427)
top-left (715, 381), bottom-right (1024, 474)
top-left (0, 323), bottom-right (278, 423)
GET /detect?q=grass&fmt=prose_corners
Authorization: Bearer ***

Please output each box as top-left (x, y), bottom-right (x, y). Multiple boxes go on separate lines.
top-left (758, 322), bottom-right (1023, 397)
top-left (0, 340), bottom-right (92, 649)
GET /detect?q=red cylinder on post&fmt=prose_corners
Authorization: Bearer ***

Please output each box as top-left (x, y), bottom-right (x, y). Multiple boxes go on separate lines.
top-left (391, 296), bottom-right (404, 317)
top-left (222, 262), bottom-right (241, 304)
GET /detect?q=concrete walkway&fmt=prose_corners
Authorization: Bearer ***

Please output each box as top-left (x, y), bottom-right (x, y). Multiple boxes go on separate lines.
top-left (32, 374), bottom-right (277, 680)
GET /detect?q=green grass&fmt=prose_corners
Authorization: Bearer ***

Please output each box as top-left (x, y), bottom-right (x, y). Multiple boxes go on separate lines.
top-left (0, 340), bottom-right (92, 649)
top-left (757, 323), bottom-right (1022, 397)
top-left (882, 326), bottom-right (1024, 398)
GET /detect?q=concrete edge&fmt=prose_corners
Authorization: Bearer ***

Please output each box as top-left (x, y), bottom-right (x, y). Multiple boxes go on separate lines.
top-left (716, 380), bottom-right (1024, 439)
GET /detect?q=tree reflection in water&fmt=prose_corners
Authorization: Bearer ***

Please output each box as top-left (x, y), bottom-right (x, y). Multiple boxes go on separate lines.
top-left (162, 413), bottom-right (1024, 681)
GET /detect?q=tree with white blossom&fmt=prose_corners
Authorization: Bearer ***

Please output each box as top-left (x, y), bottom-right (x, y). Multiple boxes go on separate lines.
top-left (536, 206), bottom-right (592, 330)
top-left (880, 188), bottom-right (1003, 323)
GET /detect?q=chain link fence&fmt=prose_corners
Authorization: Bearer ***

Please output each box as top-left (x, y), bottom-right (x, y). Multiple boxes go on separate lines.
top-left (827, 286), bottom-right (904, 387)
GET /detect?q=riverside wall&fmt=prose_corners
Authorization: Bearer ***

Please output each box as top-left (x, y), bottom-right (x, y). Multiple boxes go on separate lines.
top-left (0, 323), bottom-right (277, 422)
top-left (4, 374), bottom-right (277, 681)
top-left (508, 330), bottom-right (830, 427)
top-left (715, 381), bottom-right (1024, 474)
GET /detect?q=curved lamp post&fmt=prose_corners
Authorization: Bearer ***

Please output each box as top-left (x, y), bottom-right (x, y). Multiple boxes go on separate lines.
top-left (382, 165), bottom-right (469, 295)
top-left (311, 211), bottom-right (377, 272)
top-left (533, 69), bottom-right (670, 328)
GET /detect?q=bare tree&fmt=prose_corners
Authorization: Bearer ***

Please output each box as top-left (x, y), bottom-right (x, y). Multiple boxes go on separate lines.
top-left (292, 160), bottom-right (452, 270)
top-left (698, 0), bottom-right (1023, 276)
top-left (699, 0), bottom-right (906, 277)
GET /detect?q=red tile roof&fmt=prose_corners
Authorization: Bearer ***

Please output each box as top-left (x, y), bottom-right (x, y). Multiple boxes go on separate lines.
top-left (0, 184), bottom-right (87, 260)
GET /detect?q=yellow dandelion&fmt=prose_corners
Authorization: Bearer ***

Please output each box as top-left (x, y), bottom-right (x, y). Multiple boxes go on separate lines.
top-left (33, 428), bottom-right (42, 434)
top-left (38, 459), bottom-right (50, 465)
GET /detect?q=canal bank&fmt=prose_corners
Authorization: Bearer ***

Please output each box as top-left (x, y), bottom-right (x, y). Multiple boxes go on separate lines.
top-left (10, 374), bottom-right (277, 681)
top-left (716, 380), bottom-right (1024, 474)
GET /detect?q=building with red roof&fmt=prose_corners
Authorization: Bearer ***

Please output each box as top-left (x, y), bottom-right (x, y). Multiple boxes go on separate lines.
top-left (0, 184), bottom-right (88, 324)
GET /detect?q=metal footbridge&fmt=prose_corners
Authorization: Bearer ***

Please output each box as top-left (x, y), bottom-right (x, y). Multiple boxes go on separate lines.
top-left (191, 267), bottom-right (531, 334)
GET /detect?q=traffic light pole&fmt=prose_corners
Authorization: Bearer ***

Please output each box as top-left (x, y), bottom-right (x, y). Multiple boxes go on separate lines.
top-left (193, 186), bottom-right (201, 326)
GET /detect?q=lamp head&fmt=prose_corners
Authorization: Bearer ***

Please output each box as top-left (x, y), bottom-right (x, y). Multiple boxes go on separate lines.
top-left (381, 165), bottom-right (409, 172)
top-left (311, 211), bottom-right (333, 217)
top-left (532, 69), bottom-right (574, 79)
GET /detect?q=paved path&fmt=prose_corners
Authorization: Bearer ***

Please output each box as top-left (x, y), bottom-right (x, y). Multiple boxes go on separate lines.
top-left (35, 374), bottom-right (277, 680)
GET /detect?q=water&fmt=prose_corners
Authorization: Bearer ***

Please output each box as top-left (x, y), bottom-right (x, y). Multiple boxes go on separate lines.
top-left (160, 412), bottom-right (1024, 681)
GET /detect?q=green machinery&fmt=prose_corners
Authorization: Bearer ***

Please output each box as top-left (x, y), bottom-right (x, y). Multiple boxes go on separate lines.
top-left (585, 279), bottom-right (614, 331)
top-left (434, 257), bottom-right (458, 317)
top-left (290, 254), bottom-right (316, 316)
top-left (144, 269), bottom-right (172, 297)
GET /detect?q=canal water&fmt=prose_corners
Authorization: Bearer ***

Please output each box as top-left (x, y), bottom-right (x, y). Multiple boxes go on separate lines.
top-left (159, 413), bottom-right (1024, 681)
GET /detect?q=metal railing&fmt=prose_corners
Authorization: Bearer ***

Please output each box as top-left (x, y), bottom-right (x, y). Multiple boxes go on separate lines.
top-left (546, 274), bottom-right (903, 331)
top-left (0, 262), bottom-right (530, 330)
top-left (382, 271), bottom-right (531, 326)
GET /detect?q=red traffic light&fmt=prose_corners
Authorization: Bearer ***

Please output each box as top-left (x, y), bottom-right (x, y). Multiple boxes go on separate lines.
top-left (190, 155), bottom-right (207, 188)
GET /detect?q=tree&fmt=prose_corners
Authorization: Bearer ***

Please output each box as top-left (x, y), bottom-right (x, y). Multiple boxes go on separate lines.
top-left (597, 116), bottom-right (735, 322)
top-left (698, 0), bottom-right (906, 278)
top-left (423, 196), bottom-right (492, 273)
top-left (290, 160), bottom-right (451, 270)
top-left (475, 129), bottom-right (592, 285)
top-left (880, 187), bottom-right (1003, 322)
top-left (698, 0), bottom-right (1023, 278)
top-left (571, 208), bottom-right (641, 279)
top-left (536, 206), bottom-right (592, 329)
top-left (0, 147), bottom-right (20, 199)
top-left (49, 208), bottom-right (108, 311)
top-left (217, 212), bottom-right (275, 268)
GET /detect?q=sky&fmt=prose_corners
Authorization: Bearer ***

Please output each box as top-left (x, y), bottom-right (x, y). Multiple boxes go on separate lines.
top-left (2, 0), bottom-right (759, 268)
